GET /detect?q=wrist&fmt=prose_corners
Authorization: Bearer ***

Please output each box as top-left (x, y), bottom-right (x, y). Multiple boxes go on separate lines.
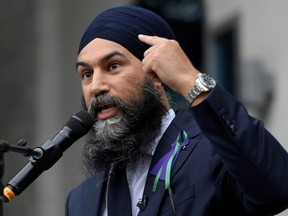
top-left (184, 73), bottom-right (216, 105)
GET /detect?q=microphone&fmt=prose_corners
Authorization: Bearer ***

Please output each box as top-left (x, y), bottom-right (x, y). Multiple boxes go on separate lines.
top-left (2, 110), bottom-right (95, 202)
top-left (137, 195), bottom-right (148, 211)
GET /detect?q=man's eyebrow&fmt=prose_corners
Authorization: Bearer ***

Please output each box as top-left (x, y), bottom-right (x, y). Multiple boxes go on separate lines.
top-left (100, 51), bottom-right (126, 63)
top-left (75, 61), bottom-right (87, 70)
top-left (76, 51), bottom-right (127, 70)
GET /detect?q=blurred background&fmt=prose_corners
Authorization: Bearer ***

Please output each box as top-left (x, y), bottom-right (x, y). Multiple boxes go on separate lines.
top-left (0, 0), bottom-right (287, 215)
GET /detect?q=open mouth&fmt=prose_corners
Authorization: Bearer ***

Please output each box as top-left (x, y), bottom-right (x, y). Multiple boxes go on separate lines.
top-left (96, 104), bottom-right (119, 120)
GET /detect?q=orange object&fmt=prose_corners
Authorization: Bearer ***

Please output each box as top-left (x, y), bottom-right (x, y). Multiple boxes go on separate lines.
top-left (3, 187), bottom-right (15, 201)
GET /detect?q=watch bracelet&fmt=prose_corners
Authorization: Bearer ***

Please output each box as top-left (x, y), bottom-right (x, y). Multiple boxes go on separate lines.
top-left (184, 73), bottom-right (215, 104)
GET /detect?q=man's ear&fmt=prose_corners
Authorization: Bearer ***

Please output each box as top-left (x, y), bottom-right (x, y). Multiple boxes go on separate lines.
top-left (147, 70), bottom-right (163, 88)
top-left (154, 82), bottom-right (164, 89)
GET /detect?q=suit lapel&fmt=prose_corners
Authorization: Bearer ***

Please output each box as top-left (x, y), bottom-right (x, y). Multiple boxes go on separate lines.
top-left (138, 109), bottom-right (201, 215)
top-left (82, 173), bottom-right (107, 216)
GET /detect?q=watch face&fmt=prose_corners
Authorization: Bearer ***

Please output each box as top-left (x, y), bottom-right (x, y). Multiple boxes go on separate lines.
top-left (200, 74), bottom-right (216, 88)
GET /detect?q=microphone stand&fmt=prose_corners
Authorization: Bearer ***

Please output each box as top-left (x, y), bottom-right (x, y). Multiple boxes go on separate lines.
top-left (0, 139), bottom-right (39, 216)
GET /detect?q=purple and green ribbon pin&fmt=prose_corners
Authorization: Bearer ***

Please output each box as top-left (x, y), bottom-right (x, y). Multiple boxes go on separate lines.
top-left (150, 130), bottom-right (189, 192)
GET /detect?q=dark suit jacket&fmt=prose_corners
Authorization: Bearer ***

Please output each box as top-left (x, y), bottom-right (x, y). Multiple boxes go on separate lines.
top-left (66, 85), bottom-right (288, 216)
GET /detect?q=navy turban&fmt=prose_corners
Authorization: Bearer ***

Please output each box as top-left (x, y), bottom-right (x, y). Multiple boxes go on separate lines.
top-left (78, 5), bottom-right (176, 60)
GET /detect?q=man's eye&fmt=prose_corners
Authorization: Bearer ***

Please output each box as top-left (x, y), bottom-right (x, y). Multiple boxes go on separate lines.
top-left (109, 62), bottom-right (120, 71)
top-left (82, 71), bottom-right (92, 79)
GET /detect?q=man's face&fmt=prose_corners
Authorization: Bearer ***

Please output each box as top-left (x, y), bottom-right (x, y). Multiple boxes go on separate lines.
top-left (77, 38), bottom-right (168, 174)
top-left (77, 38), bottom-right (147, 119)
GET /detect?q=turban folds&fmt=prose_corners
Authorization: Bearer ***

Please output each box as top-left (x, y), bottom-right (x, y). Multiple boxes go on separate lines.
top-left (78, 5), bottom-right (176, 60)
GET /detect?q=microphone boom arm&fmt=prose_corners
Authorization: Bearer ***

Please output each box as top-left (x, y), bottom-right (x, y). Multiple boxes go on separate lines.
top-left (1, 111), bottom-right (94, 203)
top-left (0, 140), bottom-right (42, 158)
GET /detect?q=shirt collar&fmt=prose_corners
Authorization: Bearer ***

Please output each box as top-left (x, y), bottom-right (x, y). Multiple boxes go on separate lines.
top-left (150, 109), bottom-right (176, 155)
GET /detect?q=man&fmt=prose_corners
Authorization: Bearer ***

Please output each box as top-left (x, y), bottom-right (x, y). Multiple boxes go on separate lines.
top-left (65, 5), bottom-right (288, 216)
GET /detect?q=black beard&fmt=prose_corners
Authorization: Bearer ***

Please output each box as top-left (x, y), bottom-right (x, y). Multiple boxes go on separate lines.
top-left (81, 79), bottom-right (167, 175)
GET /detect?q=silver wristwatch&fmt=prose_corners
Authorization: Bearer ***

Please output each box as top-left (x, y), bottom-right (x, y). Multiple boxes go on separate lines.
top-left (185, 73), bottom-right (216, 104)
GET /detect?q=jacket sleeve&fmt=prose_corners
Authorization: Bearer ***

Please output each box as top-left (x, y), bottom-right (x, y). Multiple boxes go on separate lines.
top-left (191, 84), bottom-right (288, 215)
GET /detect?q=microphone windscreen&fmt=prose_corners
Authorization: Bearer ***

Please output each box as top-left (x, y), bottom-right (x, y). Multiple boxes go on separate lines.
top-left (66, 111), bottom-right (95, 138)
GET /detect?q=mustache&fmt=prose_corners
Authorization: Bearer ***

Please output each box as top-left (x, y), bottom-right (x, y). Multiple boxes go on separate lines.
top-left (87, 94), bottom-right (129, 118)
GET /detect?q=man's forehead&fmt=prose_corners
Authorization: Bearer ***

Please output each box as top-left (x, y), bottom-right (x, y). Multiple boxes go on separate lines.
top-left (77, 38), bottom-right (133, 61)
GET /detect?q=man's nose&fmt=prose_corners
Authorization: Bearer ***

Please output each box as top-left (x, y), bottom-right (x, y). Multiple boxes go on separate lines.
top-left (89, 71), bottom-right (110, 96)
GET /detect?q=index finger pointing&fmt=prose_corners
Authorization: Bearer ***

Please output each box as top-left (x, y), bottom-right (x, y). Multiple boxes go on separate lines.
top-left (138, 34), bottom-right (162, 46)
